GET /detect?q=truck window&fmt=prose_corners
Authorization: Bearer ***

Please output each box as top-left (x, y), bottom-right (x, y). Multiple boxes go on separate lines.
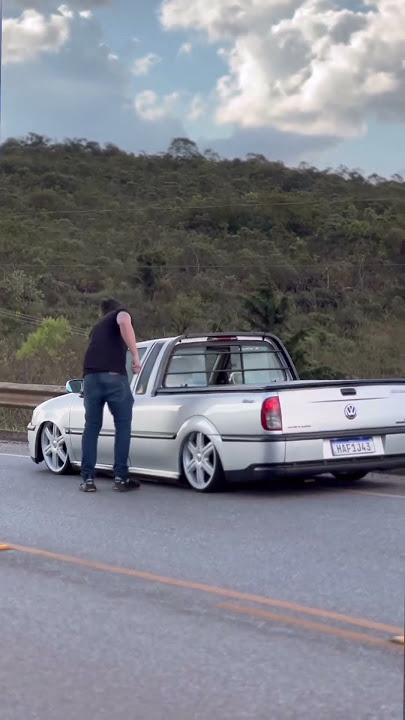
top-left (163, 342), bottom-right (288, 388)
top-left (135, 342), bottom-right (165, 394)
top-left (164, 346), bottom-right (208, 388)
top-left (231, 345), bottom-right (286, 384)
top-left (126, 347), bottom-right (147, 382)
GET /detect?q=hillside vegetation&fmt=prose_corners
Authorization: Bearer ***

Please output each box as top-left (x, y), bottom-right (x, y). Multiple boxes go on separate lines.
top-left (1, 133), bottom-right (405, 395)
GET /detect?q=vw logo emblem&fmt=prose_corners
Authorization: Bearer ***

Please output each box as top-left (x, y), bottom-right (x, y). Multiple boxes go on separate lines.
top-left (344, 404), bottom-right (357, 420)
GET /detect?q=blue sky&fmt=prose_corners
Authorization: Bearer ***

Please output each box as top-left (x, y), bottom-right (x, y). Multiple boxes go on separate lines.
top-left (2, 0), bottom-right (405, 176)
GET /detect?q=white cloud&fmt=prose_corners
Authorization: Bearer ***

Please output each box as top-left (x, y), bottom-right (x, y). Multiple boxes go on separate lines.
top-left (160, 0), bottom-right (283, 41)
top-left (160, 0), bottom-right (405, 138)
top-left (3, 8), bottom-right (72, 64)
top-left (135, 90), bottom-right (181, 121)
top-left (57, 4), bottom-right (74, 18)
top-left (178, 42), bottom-right (192, 55)
top-left (188, 94), bottom-right (205, 121)
top-left (79, 10), bottom-right (92, 19)
top-left (3, 10), bottom-right (185, 154)
top-left (132, 53), bottom-right (161, 76)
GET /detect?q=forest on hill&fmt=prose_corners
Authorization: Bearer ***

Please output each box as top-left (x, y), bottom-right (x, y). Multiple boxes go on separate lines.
top-left (1, 133), bottom-right (405, 406)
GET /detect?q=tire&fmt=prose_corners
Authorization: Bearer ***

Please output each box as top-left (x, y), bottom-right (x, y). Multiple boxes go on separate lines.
top-left (181, 432), bottom-right (224, 492)
top-left (332, 471), bottom-right (368, 482)
top-left (40, 421), bottom-right (72, 475)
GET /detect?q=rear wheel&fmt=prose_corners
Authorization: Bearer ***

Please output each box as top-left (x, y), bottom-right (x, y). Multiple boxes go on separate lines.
top-left (332, 470), bottom-right (368, 482)
top-left (181, 432), bottom-right (224, 492)
top-left (40, 422), bottom-right (72, 475)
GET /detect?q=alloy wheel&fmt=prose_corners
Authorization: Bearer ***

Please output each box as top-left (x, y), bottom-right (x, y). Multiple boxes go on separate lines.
top-left (182, 432), bottom-right (223, 492)
top-left (40, 422), bottom-right (71, 474)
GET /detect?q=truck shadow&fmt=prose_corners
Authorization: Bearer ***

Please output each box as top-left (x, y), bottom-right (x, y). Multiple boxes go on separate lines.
top-left (225, 474), bottom-right (402, 498)
top-left (42, 467), bottom-right (403, 498)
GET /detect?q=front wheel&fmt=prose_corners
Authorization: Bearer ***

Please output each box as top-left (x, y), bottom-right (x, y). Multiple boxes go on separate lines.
top-left (181, 432), bottom-right (224, 492)
top-left (332, 470), bottom-right (368, 482)
top-left (40, 422), bottom-right (72, 475)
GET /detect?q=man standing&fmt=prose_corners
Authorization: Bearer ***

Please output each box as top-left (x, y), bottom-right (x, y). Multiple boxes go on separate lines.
top-left (80, 299), bottom-right (142, 493)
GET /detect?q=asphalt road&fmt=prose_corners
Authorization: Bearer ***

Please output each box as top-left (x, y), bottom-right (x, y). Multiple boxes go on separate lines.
top-left (0, 441), bottom-right (404, 720)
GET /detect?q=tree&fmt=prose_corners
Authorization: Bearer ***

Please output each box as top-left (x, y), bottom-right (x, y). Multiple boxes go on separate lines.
top-left (168, 137), bottom-right (202, 159)
top-left (0, 270), bottom-right (44, 312)
top-left (243, 284), bottom-right (289, 332)
top-left (169, 293), bottom-right (206, 334)
top-left (136, 251), bottom-right (166, 300)
top-left (285, 329), bottom-right (345, 380)
top-left (17, 317), bottom-right (72, 361)
top-left (246, 153), bottom-right (268, 163)
top-left (203, 149), bottom-right (220, 162)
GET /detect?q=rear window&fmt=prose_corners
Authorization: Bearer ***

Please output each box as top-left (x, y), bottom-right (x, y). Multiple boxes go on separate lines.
top-left (163, 342), bottom-right (288, 388)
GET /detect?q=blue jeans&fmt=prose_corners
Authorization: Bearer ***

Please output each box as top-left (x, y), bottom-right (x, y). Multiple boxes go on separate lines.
top-left (81, 373), bottom-right (134, 481)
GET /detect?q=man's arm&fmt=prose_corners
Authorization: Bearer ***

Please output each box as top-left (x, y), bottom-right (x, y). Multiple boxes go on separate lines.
top-left (116, 312), bottom-right (141, 373)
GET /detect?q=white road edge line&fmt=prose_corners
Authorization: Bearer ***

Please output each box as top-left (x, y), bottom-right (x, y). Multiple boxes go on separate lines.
top-left (0, 453), bottom-right (30, 459)
top-left (350, 490), bottom-right (405, 500)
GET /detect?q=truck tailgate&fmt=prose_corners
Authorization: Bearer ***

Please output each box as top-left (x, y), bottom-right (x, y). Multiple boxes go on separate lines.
top-left (276, 381), bottom-right (405, 464)
top-left (278, 382), bottom-right (405, 435)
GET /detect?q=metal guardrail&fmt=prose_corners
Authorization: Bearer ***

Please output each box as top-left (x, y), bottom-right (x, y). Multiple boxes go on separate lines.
top-left (0, 382), bottom-right (66, 409)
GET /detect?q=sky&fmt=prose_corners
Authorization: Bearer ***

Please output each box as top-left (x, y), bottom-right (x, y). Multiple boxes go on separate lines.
top-left (1, 0), bottom-right (405, 176)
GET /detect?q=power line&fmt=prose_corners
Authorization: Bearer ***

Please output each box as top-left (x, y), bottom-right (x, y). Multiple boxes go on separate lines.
top-left (0, 196), bottom-right (404, 220)
top-left (0, 307), bottom-right (86, 333)
top-left (0, 260), bottom-right (404, 270)
top-left (0, 308), bottom-right (88, 336)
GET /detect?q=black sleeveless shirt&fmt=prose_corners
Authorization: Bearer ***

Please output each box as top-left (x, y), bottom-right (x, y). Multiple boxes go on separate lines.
top-left (83, 308), bottom-right (129, 376)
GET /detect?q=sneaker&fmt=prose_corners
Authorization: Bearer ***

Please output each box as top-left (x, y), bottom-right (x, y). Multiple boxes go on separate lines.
top-left (80, 478), bottom-right (97, 492)
top-left (113, 477), bottom-right (140, 492)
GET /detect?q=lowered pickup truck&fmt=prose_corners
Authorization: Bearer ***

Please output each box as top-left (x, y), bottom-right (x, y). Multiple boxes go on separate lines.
top-left (28, 332), bottom-right (405, 492)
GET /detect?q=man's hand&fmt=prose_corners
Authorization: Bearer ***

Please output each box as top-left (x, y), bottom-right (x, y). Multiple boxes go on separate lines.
top-left (132, 358), bottom-right (141, 374)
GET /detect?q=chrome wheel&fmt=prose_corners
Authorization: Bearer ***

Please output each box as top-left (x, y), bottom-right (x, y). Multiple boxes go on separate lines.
top-left (182, 432), bottom-right (223, 492)
top-left (40, 422), bottom-right (71, 474)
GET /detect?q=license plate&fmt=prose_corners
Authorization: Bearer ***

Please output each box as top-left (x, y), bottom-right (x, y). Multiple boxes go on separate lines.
top-left (331, 438), bottom-right (375, 457)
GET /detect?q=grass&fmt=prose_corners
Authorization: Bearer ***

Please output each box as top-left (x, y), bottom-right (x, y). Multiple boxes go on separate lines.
top-left (0, 408), bottom-right (32, 432)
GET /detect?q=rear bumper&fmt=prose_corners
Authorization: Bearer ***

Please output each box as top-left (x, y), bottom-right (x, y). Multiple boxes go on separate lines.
top-left (226, 454), bottom-right (405, 482)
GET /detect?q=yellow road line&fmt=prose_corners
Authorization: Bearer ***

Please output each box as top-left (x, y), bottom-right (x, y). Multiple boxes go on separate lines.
top-left (217, 602), bottom-right (403, 651)
top-left (6, 542), bottom-right (403, 636)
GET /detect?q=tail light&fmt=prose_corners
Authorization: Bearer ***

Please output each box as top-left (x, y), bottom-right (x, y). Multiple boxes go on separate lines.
top-left (261, 396), bottom-right (282, 431)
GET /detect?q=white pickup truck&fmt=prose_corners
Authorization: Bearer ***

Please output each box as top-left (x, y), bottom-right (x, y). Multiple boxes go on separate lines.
top-left (28, 332), bottom-right (405, 492)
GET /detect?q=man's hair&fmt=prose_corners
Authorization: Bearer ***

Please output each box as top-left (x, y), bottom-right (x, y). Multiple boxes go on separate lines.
top-left (101, 298), bottom-right (121, 315)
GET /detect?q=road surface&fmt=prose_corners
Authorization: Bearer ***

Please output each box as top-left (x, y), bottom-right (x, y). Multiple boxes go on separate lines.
top-left (0, 442), bottom-right (404, 719)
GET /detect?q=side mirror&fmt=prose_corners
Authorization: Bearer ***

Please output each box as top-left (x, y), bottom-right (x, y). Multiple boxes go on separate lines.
top-left (66, 379), bottom-right (83, 395)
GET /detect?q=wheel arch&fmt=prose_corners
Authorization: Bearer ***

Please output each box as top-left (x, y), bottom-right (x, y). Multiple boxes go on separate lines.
top-left (35, 421), bottom-right (46, 462)
top-left (175, 416), bottom-right (223, 475)
top-left (33, 409), bottom-right (72, 463)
